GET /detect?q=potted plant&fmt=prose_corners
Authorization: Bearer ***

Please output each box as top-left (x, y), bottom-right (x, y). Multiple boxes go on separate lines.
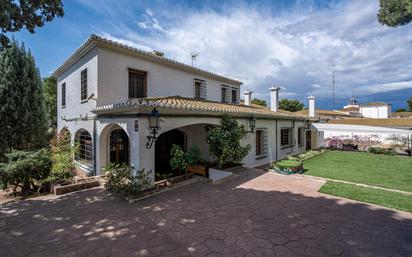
top-left (186, 145), bottom-right (210, 177)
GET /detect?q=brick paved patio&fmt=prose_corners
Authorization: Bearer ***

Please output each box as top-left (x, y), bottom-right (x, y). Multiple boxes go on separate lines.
top-left (1, 167), bottom-right (411, 257)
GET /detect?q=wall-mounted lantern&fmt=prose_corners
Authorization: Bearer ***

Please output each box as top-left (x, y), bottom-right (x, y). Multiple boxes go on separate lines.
top-left (247, 115), bottom-right (256, 133)
top-left (146, 108), bottom-right (160, 149)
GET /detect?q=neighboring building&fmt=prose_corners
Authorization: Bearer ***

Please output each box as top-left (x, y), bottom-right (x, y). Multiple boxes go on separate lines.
top-left (298, 96), bottom-right (411, 150)
top-left (359, 102), bottom-right (391, 119)
top-left (54, 34), bottom-right (309, 180)
top-left (392, 112), bottom-right (412, 118)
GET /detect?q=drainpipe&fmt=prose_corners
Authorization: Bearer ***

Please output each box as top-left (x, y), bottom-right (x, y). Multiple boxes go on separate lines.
top-left (275, 120), bottom-right (278, 161)
top-left (93, 118), bottom-right (97, 176)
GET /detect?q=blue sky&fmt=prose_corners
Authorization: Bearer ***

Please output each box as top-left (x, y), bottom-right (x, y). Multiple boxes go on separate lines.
top-left (13, 0), bottom-right (412, 110)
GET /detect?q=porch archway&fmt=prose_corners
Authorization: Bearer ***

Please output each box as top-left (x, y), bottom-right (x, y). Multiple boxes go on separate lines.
top-left (155, 129), bottom-right (186, 178)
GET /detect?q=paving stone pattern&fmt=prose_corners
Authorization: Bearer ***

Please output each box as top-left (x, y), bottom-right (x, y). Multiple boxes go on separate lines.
top-left (1, 167), bottom-right (411, 257)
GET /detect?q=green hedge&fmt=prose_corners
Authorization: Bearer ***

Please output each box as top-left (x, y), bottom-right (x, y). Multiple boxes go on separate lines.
top-left (368, 147), bottom-right (396, 156)
top-left (0, 149), bottom-right (52, 194)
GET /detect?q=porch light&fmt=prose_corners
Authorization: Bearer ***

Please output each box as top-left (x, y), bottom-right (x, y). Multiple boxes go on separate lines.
top-left (248, 115), bottom-right (256, 133)
top-left (146, 108), bottom-right (160, 149)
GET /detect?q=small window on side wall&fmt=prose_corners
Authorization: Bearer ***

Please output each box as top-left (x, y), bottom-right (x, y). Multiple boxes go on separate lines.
top-left (281, 128), bottom-right (293, 147)
top-left (129, 69), bottom-right (147, 98)
top-left (81, 69), bottom-right (88, 101)
top-left (62, 82), bottom-right (66, 107)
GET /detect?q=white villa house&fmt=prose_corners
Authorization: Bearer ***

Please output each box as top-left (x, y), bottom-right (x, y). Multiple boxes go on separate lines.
top-left (54, 35), bottom-right (310, 179)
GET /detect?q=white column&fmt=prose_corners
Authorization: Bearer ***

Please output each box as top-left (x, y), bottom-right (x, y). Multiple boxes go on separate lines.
top-left (308, 96), bottom-right (316, 118)
top-left (270, 86), bottom-right (280, 112)
top-left (243, 90), bottom-right (252, 106)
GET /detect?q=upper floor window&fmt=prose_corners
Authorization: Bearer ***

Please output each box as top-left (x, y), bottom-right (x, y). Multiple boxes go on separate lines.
top-left (129, 69), bottom-right (147, 98)
top-left (298, 127), bottom-right (304, 146)
top-left (256, 128), bottom-right (268, 159)
top-left (61, 83), bottom-right (66, 107)
top-left (221, 86), bottom-right (228, 102)
top-left (231, 89), bottom-right (238, 104)
top-left (281, 128), bottom-right (293, 147)
top-left (194, 79), bottom-right (206, 99)
top-left (81, 69), bottom-right (88, 101)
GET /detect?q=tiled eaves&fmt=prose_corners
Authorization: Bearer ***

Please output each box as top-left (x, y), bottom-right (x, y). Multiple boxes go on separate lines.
top-left (92, 96), bottom-right (307, 120)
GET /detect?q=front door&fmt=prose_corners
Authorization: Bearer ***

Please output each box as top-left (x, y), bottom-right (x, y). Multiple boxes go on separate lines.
top-left (110, 129), bottom-right (129, 164)
top-left (155, 129), bottom-right (185, 178)
top-left (306, 130), bottom-right (312, 150)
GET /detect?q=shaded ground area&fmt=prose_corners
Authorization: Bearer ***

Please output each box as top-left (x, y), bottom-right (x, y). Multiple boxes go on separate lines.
top-left (1, 167), bottom-right (412, 257)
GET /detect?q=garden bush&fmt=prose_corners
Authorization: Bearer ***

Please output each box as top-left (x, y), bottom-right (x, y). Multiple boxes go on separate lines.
top-left (368, 147), bottom-right (396, 156)
top-left (206, 115), bottom-right (251, 169)
top-left (0, 148), bottom-right (52, 194)
top-left (50, 129), bottom-right (77, 182)
top-left (105, 164), bottom-right (153, 197)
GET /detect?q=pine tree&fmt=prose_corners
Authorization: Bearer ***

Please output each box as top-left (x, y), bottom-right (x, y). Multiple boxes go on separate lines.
top-left (43, 76), bottom-right (57, 128)
top-left (0, 40), bottom-right (47, 154)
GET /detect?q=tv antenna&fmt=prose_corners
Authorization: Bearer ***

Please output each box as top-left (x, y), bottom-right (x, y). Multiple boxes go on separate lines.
top-left (332, 67), bottom-right (336, 110)
top-left (191, 52), bottom-right (199, 67)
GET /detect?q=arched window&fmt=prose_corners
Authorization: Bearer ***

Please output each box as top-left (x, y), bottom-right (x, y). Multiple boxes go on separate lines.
top-left (75, 129), bottom-right (93, 167)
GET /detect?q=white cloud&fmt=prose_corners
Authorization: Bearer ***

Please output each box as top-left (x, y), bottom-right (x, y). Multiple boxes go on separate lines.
top-left (93, 0), bottom-right (412, 105)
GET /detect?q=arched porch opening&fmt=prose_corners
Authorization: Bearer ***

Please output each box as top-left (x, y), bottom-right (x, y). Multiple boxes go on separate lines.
top-left (155, 129), bottom-right (186, 180)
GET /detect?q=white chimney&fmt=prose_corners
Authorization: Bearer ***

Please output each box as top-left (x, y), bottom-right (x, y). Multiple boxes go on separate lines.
top-left (270, 86), bottom-right (280, 112)
top-left (308, 96), bottom-right (316, 118)
top-left (243, 90), bottom-right (252, 106)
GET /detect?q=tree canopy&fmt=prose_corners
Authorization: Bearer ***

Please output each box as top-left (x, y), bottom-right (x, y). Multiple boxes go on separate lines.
top-left (43, 76), bottom-right (57, 128)
top-left (251, 98), bottom-right (267, 106)
top-left (408, 97), bottom-right (412, 111)
top-left (0, 0), bottom-right (64, 49)
top-left (0, 39), bottom-right (47, 154)
top-left (279, 99), bottom-right (304, 112)
top-left (377, 0), bottom-right (412, 27)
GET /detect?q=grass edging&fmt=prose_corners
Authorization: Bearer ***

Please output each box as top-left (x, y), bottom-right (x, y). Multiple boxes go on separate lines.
top-left (319, 181), bottom-right (412, 213)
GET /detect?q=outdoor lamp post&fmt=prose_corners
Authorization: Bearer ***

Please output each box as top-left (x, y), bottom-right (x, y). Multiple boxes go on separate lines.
top-left (146, 108), bottom-right (160, 149)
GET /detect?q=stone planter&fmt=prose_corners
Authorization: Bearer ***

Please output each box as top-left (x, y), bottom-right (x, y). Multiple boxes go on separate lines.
top-left (187, 164), bottom-right (210, 178)
top-left (271, 164), bottom-right (304, 175)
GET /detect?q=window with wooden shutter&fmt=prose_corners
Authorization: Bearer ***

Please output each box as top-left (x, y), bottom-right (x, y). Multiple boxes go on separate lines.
top-left (129, 69), bottom-right (147, 98)
top-left (81, 69), bottom-right (88, 101)
top-left (75, 129), bottom-right (93, 168)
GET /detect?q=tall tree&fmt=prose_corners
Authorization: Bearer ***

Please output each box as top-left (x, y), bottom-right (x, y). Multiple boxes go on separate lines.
top-left (377, 0), bottom-right (412, 27)
top-left (0, 39), bottom-right (47, 153)
top-left (251, 98), bottom-right (267, 106)
top-left (43, 76), bottom-right (57, 128)
top-left (407, 97), bottom-right (412, 111)
top-left (279, 99), bottom-right (304, 112)
top-left (0, 0), bottom-right (64, 49)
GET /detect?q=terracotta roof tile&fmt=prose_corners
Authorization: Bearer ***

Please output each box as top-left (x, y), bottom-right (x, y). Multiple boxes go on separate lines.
top-left (328, 118), bottom-right (412, 127)
top-left (92, 96), bottom-right (306, 120)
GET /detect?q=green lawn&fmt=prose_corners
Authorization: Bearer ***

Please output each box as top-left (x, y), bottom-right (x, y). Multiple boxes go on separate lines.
top-left (320, 181), bottom-right (412, 213)
top-left (304, 151), bottom-right (412, 192)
